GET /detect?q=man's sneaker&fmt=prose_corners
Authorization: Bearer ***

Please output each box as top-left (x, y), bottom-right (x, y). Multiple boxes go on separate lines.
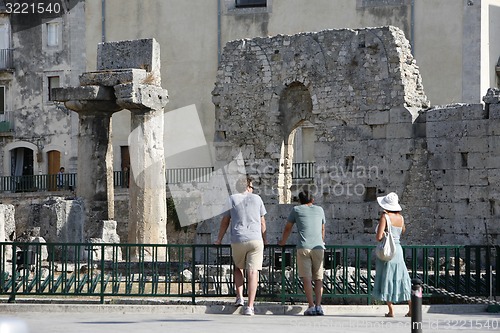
top-left (304, 306), bottom-right (317, 316)
top-left (234, 297), bottom-right (244, 307)
top-left (315, 305), bottom-right (324, 316)
top-left (243, 306), bottom-right (254, 316)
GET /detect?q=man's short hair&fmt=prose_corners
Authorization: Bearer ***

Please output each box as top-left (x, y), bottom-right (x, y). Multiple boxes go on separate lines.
top-left (235, 176), bottom-right (252, 193)
top-left (298, 190), bottom-right (313, 204)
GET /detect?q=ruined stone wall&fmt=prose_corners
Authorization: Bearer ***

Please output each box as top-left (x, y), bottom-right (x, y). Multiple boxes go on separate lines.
top-left (406, 102), bottom-right (500, 245)
top-left (206, 26), bottom-right (499, 246)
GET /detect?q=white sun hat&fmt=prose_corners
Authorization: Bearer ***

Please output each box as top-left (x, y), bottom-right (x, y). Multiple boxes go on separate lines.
top-left (377, 192), bottom-right (402, 212)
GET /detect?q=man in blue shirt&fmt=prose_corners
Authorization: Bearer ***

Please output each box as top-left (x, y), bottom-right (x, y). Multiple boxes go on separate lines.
top-left (278, 189), bottom-right (326, 316)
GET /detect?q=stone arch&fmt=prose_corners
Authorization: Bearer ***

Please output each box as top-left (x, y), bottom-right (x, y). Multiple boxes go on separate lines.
top-left (277, 81), bottom-right (314, 203)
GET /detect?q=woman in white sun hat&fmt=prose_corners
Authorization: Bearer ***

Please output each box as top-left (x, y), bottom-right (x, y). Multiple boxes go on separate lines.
top-left (372, 192), bottom-right (412, 317)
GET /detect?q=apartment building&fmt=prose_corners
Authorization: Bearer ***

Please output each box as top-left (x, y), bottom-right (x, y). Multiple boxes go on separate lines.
top-left (0, 0), bottom-right (85, 188)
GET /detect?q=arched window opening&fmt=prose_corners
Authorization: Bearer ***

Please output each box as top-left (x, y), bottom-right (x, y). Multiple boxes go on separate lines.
top-left (278, 82), bottom-right (314, 203)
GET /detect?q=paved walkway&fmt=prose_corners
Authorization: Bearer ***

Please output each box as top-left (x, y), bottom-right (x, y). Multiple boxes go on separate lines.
top-left (0, 303), bottom-right (498, 333)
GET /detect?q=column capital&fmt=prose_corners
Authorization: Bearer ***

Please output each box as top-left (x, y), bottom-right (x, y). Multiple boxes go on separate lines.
top-left (115, 83), bottom-right (169, 111)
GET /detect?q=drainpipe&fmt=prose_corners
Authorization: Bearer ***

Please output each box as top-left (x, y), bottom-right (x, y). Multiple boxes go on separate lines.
top-left (101, 0), bottom-right (106, 42)
top-left (410, 0), bottom-right (415, 55)
top-left (217, 0), bottom-right (221, 65)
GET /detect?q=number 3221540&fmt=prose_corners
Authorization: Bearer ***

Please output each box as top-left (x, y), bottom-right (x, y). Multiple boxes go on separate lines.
top-left (6, 1), bottom-right (62, 14)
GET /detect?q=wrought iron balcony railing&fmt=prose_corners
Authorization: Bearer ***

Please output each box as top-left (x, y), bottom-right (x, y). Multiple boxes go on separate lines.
top-left (0, 163), bottom-right (317, 193)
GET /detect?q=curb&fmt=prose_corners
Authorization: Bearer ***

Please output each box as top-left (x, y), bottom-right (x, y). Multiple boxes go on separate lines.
top-left (0, 302), bottom-right (489, 315)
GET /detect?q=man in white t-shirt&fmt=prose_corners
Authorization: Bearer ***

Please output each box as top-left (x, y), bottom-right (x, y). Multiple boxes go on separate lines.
top-left (215, 177), bottom-right (267, 316)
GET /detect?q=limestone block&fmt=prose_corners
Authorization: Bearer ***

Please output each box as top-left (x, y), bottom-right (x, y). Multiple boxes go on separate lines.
top-left (468, 201), bottom-right (491, 218)
top-left (455, 137), bottom-right (488, 154)
top-left (467, 152), bottom-right (488, 169)
top-left (427, 120), bottom-right (467, 138)
top-left (430, 169), bottom-right (469, 187)
top-left (436, 186), bottom-right (470, 202)
top-left (364, 110), bottom-right (389, 125)
top-left (97, 38), bottom-right (161, 85)
top-left (0, 204), bottom-right (15, 242)
top-left (39, 197), bottom-right (85, 243)
top-left (487, 120), bottom-right (500, 136)
top-left (79, 69), bottom-right (148, 87)
top-left (52, 85), bottom-right (115, 102)
top-left (462, 104), bottom-right (486, 120)
top-left (389, 106), bottom-right (419, 123)
top-left (345, 124), bottom-right (372, 140)
top-left (386, 123), bottom-right (413, 139)
top-left (469, 186), bottom-right (489, 201)
top-left (115, 83), bottom-right (168, 110)
top-left (436, 202), bottom-right (469, 219)
top-left (489, 104), bottom-right (500, 119)
top-left (426, 105), bottom-right (464, 122)
top-left (371, 124), bottom-right (386, 139)
top-left (466, 119), bottom-right (488, 137)
top-left (487, 169), bottom-right (500, 185)
top-left (488, 135), bottom-right (500, 153)
top-left (469, 169), bottom-right (489, 186)
top-left (100, 220), bottom-right (121, 243)
top-left (28, 237), bottom-right (48, 261)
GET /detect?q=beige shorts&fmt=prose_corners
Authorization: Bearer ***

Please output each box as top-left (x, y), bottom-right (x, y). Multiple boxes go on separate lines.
top-left (231, 240), bottom-right (264, 271)
top-left (296, 248), bottom-right (324, 280)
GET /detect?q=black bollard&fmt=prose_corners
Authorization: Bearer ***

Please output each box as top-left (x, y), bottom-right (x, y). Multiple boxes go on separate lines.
top-left (411, 278), bottom-right (423, 333)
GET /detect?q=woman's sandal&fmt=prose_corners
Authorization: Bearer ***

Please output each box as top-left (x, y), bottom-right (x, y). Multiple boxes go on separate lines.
top-left (385, 313), bottom-right (394, 317)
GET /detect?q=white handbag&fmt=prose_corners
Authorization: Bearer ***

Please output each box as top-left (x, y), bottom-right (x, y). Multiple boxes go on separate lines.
top-left (375, 214), bottom-right (396, 261)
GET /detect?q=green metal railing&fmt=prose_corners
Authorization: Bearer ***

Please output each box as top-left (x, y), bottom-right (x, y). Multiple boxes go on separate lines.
top-left (1, 243), bottom-right (497, 305)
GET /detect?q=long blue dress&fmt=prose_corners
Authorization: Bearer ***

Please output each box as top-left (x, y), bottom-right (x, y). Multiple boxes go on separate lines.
top-left (372, 223), bottom-right (411, 303)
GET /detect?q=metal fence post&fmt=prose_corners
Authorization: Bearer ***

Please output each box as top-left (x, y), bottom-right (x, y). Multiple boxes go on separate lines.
top-left (411, 278), bottom-right (423, 333)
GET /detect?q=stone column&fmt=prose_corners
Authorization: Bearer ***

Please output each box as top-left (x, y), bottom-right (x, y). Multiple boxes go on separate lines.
top-left (53, 86), bottom-right (121, 238)
top-left (116, 84), bottom-right (169, 260)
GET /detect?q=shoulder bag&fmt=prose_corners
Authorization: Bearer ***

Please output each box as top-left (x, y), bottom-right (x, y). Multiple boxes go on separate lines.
top-left (375, 214), bottom-right (396, 261)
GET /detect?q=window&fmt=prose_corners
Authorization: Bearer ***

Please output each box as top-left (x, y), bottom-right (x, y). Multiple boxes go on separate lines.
top-left (235, 0), bottom-right (266, 8)
top-left (47, 22), bottom-right (60, 47)
top-left (48, 76), bottom-right (60, 101)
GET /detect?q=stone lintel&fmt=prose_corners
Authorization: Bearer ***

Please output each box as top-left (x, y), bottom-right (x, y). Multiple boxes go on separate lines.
top-left (97, 38), bottom-right (161, 85)
top-left (52, 86), bottom-right (115, 102)
top-left (64, 100), bottom-right (122, 114)
top-left (79, 69), bottom-right (150, 87)
top-left (115, 83), bottom-right (168, 110)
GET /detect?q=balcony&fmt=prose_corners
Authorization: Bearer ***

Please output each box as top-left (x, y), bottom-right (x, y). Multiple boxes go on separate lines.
top-left (0, 163), bottom-right (317, 193)
top-left (0, 49), bottom-right (13, 70)
top-left (0, 111), bottom-right (13, 134)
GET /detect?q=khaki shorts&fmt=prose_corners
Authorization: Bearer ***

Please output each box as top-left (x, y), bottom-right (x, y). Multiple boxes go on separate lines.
top-left (231, 240), bottom-right (264, 271)
top-left (297, 248), bottom-right (324, 280)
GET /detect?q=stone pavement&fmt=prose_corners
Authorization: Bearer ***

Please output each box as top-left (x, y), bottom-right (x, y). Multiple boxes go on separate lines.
top-left (0, 302), bottom-right (498, 333)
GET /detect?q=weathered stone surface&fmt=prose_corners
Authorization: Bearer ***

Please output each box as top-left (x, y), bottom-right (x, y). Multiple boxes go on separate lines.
top-left (79, 69), bottom-right (149, 87)
top-left (192, 26), bottom-right (499, 246)
top-left (52, 38), bottom-right (168, 247)
top-left (97, 38), bottom-right (161, 86)
top-left (0, 204), bottom-right (15, 242)
top-left (38, 197), bottom-right (85, 243)
top-left (115, 83), bottom-right (168, 110)
top-left (52, 86), bottom-right (115, 102)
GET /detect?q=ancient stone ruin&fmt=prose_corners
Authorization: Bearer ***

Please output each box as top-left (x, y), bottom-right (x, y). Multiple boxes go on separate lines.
top-left (199, 26), bottom-right (499, 246)
top-left (51, 38), bottom-right (169, 259)
top-left (1, 27), bottom-right (499, 251)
